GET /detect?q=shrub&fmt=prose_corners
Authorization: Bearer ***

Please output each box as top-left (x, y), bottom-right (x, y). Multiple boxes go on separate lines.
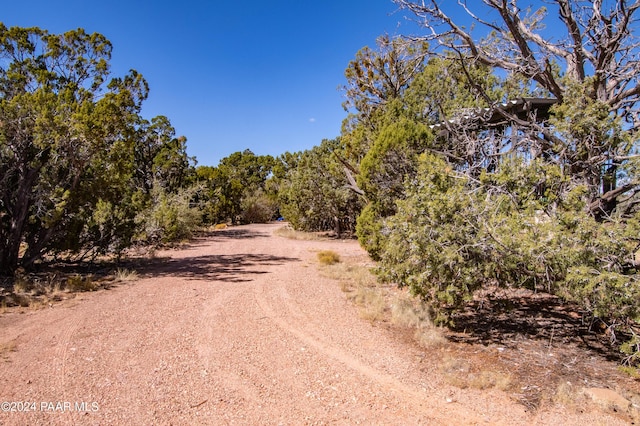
top-left (317, 250), bottom-right (341, 265)
top-left (376, 154), bottom-right (487, 323)
top-left (136, 185), bottom-right (201, 244)
top-left (355, 202), bottom-right (387, 261)
top-left (240, 189), bottom-right (278, 224)
top-left (377, 153), bottom-right (640, 363)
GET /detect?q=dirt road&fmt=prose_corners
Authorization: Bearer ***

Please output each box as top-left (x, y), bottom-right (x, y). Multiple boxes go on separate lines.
top-left (0, 224), bottom-right (626, 425)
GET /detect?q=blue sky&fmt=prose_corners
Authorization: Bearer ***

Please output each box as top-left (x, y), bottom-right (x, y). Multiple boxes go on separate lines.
top-left (3, 1), bottom-right (412, 166)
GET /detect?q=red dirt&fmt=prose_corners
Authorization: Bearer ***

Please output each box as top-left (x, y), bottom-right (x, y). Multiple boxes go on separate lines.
top-left (0, 223), bottom-right (637, 425)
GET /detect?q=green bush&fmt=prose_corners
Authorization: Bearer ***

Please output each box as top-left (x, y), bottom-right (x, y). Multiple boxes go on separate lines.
top-left (278, 139), bottom-right (362, 234)
top-left (137, 186), bottom-right (200, 244)
top-left (355, 203), bottom-right (387, 261)
top-left (375, 154), bottom-right (485, 323)
top-left (240, 189), bottom-right (278, 224)
top-left (377, 153), bottom-right (640, 334)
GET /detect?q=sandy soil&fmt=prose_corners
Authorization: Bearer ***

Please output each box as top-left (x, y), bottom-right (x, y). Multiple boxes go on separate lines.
top-left (0, 223), bottom-right (632, 425)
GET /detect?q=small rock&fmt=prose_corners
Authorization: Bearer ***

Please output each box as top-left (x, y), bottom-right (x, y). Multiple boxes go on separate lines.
top-left (583, 387), bottom-right (630, 412)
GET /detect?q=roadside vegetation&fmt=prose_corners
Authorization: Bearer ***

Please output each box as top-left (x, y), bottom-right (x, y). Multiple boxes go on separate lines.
top-left (313, 239), bottom-right (639, 421)
top-left (2, 0), bottom-right (640, 379)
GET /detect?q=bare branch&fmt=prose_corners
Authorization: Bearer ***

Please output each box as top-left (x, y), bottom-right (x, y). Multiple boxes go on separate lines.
top-left (557, 0), bottom-right (587, 80)
top-left (343, 167), bottom-right (366, 196)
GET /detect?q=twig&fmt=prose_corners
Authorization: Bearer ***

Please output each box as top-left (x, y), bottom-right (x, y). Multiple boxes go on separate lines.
top-left (190, 399), bottom-right (208, 409)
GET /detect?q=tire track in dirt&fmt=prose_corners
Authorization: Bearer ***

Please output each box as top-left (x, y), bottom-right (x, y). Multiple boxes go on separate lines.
top-left (253, 274), bottom-right (471, 425)
top-left (195, 281), bottom-right (269, 416)
top-left (51, 317), bottom-right (78, 425)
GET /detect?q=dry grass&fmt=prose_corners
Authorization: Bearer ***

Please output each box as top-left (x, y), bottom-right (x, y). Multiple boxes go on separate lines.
top-left (114, 268), bottom-right (139, 282)
top-left (318, 259), bottom-right (387, 322)
top-left (65, 274), bottom-right (98, 292)
top-left (391, 292), bottom-right (447, 349)
top-left (414, 325), bottom-right (448, 349)
top-left (319, 254), bottom-right (445, 339)
top-left (1, 271), bottom-right (103, 311)
top-left (352, 287), bottom-right (386, 322)
top-left (469, 370), bottom-right (512, 391)
top-left (440, 354), bottom-right (512, 391)
top-left (317, 250), bottom-right (340, 265)
top-left (553, 381), bottom-right (585, 407)
top-left (0, 293), bottom-right (30, 308)
top-left (274, 225), bottom-right (328, 241)
top-left (0, 250), bottom-right (154, 313)
top-left (321, 254), bottom-right (519, 395)
top-left (11, 275), bottom-right (32, 294)
top-left (0, 340), bottom-right (17, 362)
top-left (312, 247), bottom-right (640, 421)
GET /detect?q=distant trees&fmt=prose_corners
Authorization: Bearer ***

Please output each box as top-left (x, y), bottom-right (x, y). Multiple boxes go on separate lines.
top-left (0, 25), bottom-right (196, 275)
top-left (195, 149), bottom-right (277, 226)
top-left (277, 139), bottom-right (362, 235)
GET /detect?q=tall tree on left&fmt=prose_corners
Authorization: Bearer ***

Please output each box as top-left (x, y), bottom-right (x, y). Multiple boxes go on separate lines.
top-left (0, 25), bottom-right (149, 275)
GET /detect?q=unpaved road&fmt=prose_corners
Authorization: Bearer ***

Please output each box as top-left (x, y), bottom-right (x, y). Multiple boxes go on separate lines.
top-left (0, 224), bottom-right (625, 425)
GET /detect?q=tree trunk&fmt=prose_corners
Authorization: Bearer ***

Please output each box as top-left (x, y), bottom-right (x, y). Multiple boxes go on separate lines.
top-left (0, 166), bottom-right (40, 276)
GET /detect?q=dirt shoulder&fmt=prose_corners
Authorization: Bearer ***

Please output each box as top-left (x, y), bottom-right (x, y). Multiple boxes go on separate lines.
top-left (0, 223), bottom-right (636, 425)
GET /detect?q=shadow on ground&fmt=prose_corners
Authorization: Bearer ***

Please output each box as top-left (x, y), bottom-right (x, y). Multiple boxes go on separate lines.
top-left (197, 228), bottom-right (271, 241)
top-left (136, 253), bottom-right (299, 283)
top-left (436, 289), bottom-right (640, 412)
top-left (447, 289), bottom-right (622, 362)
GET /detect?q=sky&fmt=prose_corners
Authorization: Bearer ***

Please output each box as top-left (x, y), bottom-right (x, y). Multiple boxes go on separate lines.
top-left (3, 1), bottom-right (415, 166)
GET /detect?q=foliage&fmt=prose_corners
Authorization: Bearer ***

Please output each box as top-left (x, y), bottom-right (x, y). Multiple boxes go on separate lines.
top-left (354, 111), bottom-right (432, 260)
top-left (195, 149), bottom-right (275, 225)
top-left (278, 139), bottom-right (362, 235)
top-left (403, 56), bottom-right (507, 123)
top-left (548, 78), bottom-right (636, 218)
top-left (240, 188), bottom-right (279, 224)
top-left (135, 115), bottom-right (195, 195)
top-left (361, 1), bottom-right (640, 365)
top-left (377, 154), bottom-right (640, 330)
top-left (393, 0), bottom-right (640, 216)
top-left (0, 25), bottom-right (193, 274)
top-left (355, 202), bottom-right (386, 261)
top-left (376, 154), bottom-right (485, 323)
top-left (621, 330), bottom-right (640, 370)
top-left (342, 34), bottom-right (429, 125)
top-left (136, 185), bottom-right (201, 244)
top-left (340, 43), bottom-right (508, 260)
top-left (359, 114), bottom-right (431, 206)
top-left (0, 26), bottom-right (140, 272)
